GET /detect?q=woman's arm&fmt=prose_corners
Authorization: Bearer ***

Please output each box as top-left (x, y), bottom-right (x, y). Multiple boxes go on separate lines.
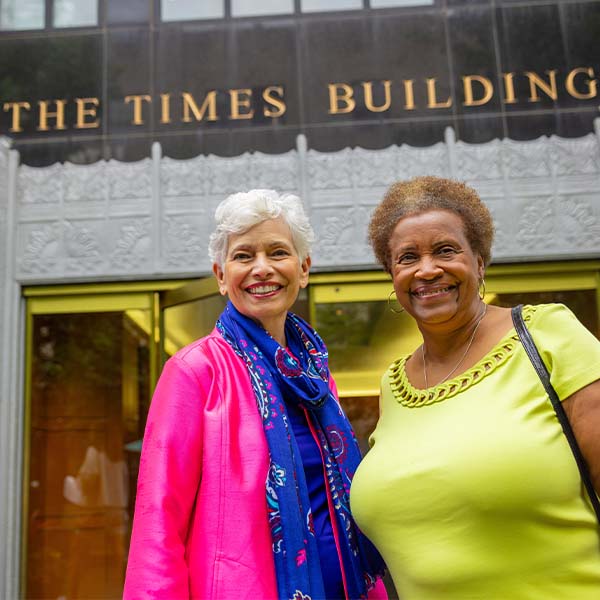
top-left (563, 379), bottom-right (600, 493)
top-left (123, 354), bottom-right (205, 600)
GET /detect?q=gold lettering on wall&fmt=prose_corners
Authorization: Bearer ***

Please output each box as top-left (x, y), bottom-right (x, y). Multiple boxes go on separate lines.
top-left (125, 94), bottom-right (152, 125)
top-left (328, 83), bottom-right (355, 114)
top-left (502, 73), bottom-right (517, 104)
top-left (75, 98), bottom-right (100, 129)
top-left (2, 68), bottom-right (599, 136)
top-left (182, 91), bottom-right (218, 122)
top-left (160, 94), bottom-right (172, 124)
top-left (403, 79), bottom-right (416, 110)
top-left (462, 75), bottom-right (494, 106)
top-left (565, 67), bottom-right (597, 100)
top-left (263, 86), bottom-right (286, 117)
top-left (37, 99), bottom-right (67, 131)
top-left (526, 70), bottom-right (558, 102)
top-left (363, 80), bottom-right (392, 112)
top-left (3, 101), bottom-right (31, 133)
top-left (426, 78), bottom-right (452, 109)
top-left (229, 89), bottom-right (254, 120)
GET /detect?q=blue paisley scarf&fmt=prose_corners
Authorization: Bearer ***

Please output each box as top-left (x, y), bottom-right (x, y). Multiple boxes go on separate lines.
top-left (217, 301), bottom-right (385, 600)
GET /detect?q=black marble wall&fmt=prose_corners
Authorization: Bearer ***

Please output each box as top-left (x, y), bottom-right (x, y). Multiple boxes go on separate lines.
top-left (1, 0), bottom-right (599, 165)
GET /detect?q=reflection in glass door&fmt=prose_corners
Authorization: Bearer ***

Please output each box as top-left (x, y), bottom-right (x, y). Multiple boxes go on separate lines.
top-left (23, 292), bottom-right (157, 600)
top-left (160, 278), bottom-right (309, 357)
top-left (161, 278), bottom-right (224, 356)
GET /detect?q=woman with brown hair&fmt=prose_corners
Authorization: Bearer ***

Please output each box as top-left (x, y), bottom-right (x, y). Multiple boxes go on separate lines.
top-left (350, 176), bottom-right (600, 599)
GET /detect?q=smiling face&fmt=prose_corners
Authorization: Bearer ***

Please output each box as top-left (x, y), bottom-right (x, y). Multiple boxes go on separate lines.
top-left (213, 217), bottom-right (310, 343)
top-left (389, 209), bottom-right (484, 328)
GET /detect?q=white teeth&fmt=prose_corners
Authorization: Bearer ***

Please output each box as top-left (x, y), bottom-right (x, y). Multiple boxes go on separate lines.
top-left (248, 285), bottom-right (280, 295)
top-left (415, 287), bottom-right (451, 297)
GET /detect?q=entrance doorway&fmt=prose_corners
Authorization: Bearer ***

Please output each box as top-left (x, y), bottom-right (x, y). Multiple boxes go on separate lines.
top-left (22, 285), bottom-right (164, 600)
top-left (20, 261), bottom-right (600, 598)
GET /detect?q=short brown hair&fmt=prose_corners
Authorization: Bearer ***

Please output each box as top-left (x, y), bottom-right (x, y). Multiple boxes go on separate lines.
top-left (368, 176), bottom-right (495, 272)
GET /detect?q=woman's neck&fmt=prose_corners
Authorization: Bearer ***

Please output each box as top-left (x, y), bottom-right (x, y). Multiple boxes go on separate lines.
top-left (421, 301), bottom-right (488, 361)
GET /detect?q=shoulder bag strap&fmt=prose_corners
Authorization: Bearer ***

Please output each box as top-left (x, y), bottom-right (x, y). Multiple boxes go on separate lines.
top-left (511, 304), bottom-right (600, 522)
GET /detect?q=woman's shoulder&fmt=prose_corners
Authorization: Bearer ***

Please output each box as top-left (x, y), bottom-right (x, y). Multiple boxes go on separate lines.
top-left (525, 302), bottom-right (582, 330)
top-left (168, 329), bottom-right (240, 373)
top-left (523, 302), bottom-right (600, 357)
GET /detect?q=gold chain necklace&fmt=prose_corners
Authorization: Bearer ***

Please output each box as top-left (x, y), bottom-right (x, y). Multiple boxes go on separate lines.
top-left (422, 304), bottom-right (488, 388)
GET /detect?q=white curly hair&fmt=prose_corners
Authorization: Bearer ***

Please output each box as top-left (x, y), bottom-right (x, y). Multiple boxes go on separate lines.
top-left (208, 189), bottom-right (315, 267)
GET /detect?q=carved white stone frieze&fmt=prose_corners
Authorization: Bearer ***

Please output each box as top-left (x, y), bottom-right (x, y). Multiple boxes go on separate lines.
top-left (250, 152), bottom-right (299, 192)
top-left (163, 215), bottom-right (209, 270)
top-left (4, 125), bottom-right (600, 282)
top-left (455, 139), bottom-right (503, 181)
top-left (162, 156), bottom-right (209, 197)
top-left (63, 221), bottom-right (104, 273)
top-left (311, 205), bottom-right (374, 265)
top-left (396, 144), bottom-right (449, 179)
top-left (63, 162), bottom-right (108, 202)
top-left (19, 222), bottom-right (62, 274)
top-left (108, 159), bottom-right (152, 200)
top-left (307, 148), bottom-right (355, 190)
top-left (503, 139), bottom-right (552, 179)
top-left (109, 218), bottom-right (152, 270)
top-left (558, 196), bottom-right (600, 248)
top-left (515, 198), bottom-right (556, 252)
top-left (18, 164), bottom-right (63, 205)
top-left (352, 147), bottom-right (398, 189)
top-left (208, 154), bottom-right (254, 195)
top-left (551, 135), bottom-right (600, 176)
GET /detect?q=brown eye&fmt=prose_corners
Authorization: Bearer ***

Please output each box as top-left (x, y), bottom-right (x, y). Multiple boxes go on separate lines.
top-left (397, 253), bottom-right (417, 264)
top-left (437, 246), bottom-right (459, 257)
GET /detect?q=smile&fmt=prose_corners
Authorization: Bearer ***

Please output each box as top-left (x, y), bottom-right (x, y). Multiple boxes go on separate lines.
top-left (246, 284), bottom-right (282, 295)
top-left (411, 286), bottom-right (454, 298)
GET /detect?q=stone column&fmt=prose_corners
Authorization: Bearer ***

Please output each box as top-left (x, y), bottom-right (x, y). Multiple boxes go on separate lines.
top-left (0, 137), bottom-right (23, 600)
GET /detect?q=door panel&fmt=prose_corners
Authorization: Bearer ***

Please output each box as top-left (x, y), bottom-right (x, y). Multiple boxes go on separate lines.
top-left (24, 305), bottom-right (153, 600)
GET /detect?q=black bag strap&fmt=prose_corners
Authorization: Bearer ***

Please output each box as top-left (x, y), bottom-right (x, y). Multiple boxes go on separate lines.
top-left (511, 304), bottom-right (600, 522)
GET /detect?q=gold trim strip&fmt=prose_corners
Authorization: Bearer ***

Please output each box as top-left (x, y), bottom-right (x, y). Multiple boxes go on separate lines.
top-left (23, 280), bottom-right (186, 297)
top-left (160, 277), bottom-right (219, 309)
top-left (20, 306), bottom-right (34, 598)
top-left (28, 293), bottom-right (152, 314)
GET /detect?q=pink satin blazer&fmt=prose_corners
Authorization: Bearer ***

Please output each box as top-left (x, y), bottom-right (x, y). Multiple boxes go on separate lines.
top-left (123, 329), bottom-right (387, 600)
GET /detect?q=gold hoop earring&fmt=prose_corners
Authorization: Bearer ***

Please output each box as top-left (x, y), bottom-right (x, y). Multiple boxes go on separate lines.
top-left (388, 290), bottom-right (404, 314)
top-left (479, 278), bottom-right (486, 300)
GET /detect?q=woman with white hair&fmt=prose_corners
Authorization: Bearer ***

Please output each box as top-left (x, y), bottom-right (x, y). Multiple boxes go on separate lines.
top-left (124, 190), bottom-right (387, 600)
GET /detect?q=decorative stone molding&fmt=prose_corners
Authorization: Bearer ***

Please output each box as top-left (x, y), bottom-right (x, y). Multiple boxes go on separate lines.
top-left (0, 138), bottom-right (23, 600)
top-left (5, 123), bottom-right (600, 285)
top-left (0, 138), bottom-right (8, 285)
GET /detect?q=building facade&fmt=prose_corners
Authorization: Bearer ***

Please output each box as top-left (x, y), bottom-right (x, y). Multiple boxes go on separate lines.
top-left (1, 1), bottom-right (600, 598)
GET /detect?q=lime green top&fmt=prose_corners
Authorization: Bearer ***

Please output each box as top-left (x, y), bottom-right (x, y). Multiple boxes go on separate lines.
top-left (350, 304), bottom-right (600, 599)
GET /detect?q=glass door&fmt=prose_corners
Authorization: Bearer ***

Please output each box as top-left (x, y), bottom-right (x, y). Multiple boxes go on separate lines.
top-left (308, 273), bottom-right (421, 453)
top-left (160, 278), bottom-right (310, 357)
top-left (22, 287), bottom-right (161, 600)
top-left (160, 277), bottom-right (224, 357)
